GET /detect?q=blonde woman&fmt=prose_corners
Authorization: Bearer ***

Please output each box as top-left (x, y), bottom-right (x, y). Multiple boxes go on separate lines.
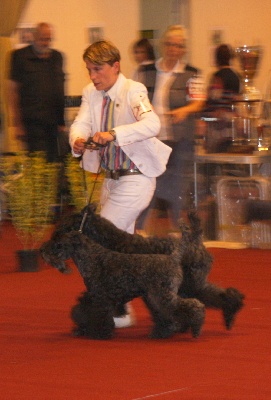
top-left (136, 25), bottom-right (205, 235)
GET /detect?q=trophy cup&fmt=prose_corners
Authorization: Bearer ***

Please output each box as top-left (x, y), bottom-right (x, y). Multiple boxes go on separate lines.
top-left (233, 45), bottom-right (263, 149)
top-left (235, 45), bottom-right (263, 101)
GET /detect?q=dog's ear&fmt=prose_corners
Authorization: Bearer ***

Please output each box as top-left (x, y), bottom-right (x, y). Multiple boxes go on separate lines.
top-left (51, 241), bottom-right (66, 256)
top-left (40, 240), bottom-right (63, 257)
top-left (39, 239), bottom-right (71, 272)
top-left (65, 231), bottom-right (84, 246)
top-left (44, 237), bottom-right (72, 261)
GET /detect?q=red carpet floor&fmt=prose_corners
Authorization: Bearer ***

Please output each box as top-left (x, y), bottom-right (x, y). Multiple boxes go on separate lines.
top-left (0, 221), bottom-right (270, 399)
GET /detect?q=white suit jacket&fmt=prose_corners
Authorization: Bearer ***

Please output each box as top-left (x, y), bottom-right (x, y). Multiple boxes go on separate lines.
top-left (69, 73), bottom-right (171, 177)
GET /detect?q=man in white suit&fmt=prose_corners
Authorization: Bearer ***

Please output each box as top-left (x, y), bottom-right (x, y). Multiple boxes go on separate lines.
top-left (69, 40), bottom-right (171, 327)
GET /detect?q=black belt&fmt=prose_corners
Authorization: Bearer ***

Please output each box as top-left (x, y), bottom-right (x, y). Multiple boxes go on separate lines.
top-left (105, 168), bottom-right (142, 180)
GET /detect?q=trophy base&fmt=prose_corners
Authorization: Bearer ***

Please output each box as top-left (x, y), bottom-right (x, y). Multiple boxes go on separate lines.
top-left (241, 86), bottom-right (262, 102)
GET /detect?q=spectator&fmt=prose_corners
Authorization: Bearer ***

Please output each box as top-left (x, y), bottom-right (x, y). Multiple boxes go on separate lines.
top-left (136, 25), bottom-right (205, 235)
top-left (208, 43), bottom-right (240, 105)
top-left (8, 22), bottom-right (66, 162)
top-left (131, 38), bottom-right (155, 82)
top-left (203, 44), bottom-right (241, 153)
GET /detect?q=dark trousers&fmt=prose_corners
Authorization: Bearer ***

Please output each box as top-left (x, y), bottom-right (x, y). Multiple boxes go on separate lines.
top-left (136, 139), bottom-right (194, 230)
top-left (24, 120), bottom-right (60, 163)
top-left (24, 120), bottom-right (71, 210)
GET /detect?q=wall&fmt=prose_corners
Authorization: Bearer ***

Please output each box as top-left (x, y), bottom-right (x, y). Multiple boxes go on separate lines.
top-left (17, 0), bottom-right (140, 95)
top-left (190, 0), bottom-right (271, 96)
top-left (140, 0), bottom-right (271, 96)
top-left (140, 0), bottom-right (188, 38)
top-left (140, 0), bottom-right (190, 59)
top-left (14, 0), bottom-right (271, 98)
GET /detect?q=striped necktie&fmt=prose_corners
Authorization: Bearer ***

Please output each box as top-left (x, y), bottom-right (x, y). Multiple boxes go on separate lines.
top-left (100, 94), bottom-right (115, 168)
top-left (100, 94), bottom-right (113, 131)
top-left (100, 93), bottom-right (134, 171)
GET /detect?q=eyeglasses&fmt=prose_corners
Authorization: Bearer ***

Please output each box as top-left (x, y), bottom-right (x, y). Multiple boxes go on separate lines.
top-left (164, 42), bottom-right (185, 49)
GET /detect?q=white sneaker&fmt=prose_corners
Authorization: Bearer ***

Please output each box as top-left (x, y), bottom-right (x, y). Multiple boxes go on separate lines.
top-left (113, 304), bottom-right (136, 328)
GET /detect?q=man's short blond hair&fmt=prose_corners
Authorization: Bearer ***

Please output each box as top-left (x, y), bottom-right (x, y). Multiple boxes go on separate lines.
top-left (83, 40), bottom-right (121, 66)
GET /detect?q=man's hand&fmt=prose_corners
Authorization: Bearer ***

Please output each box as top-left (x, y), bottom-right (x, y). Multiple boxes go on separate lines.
top-left (73, 138), bottom-right (86, 155)
top-left (92, 131), bottom-right (115, 146)
top-left (166, 108), bottom-right (189, 124)
top-left (166, 100), bottom-right (205, 124)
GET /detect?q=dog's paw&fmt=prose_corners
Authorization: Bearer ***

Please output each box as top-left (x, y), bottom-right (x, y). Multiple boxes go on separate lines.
top-left (175, 299), bottom-right (205, 338)
top-left (149, 324), bottom-right (175, 339)
top-left (177, 323), bottom-right (190, 334)
top-left (189, 302), bottom-right (205, 338)
top-left (221, 287), bottom-right (245, 330)
top-left (72, 326), bottom-right (88, 337)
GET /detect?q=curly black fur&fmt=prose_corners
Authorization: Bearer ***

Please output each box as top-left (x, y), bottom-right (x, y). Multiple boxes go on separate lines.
top-left (42, 230), bottom-right (205, 339)
top-left (71, 292), bottom-right (115, 339)
top-left (50, 204), bottom-right (176, 255)
top-left (41, 205), bottom-right (244, 333)
top-left (178, 213), bottom-right (244, 330)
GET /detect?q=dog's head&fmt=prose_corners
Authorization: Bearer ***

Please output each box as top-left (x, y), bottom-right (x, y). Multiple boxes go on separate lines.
top-left (40, 236), bottom-right (74, 273)
top-left (40, 230), bottom-right (94, 273)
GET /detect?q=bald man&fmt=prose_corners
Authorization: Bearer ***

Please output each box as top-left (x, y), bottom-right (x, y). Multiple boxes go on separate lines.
top-left (8, 23), bottom-right (66, 162)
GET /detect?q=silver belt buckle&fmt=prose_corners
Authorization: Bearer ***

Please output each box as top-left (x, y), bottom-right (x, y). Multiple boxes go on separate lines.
top-left (111, 170), bottom-right (120, 180)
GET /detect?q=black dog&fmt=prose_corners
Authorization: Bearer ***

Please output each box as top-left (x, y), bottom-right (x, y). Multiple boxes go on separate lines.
top-left (44, 204), bottom-right (244, 331)
top-left (41, 230), bottom-right (205, 339)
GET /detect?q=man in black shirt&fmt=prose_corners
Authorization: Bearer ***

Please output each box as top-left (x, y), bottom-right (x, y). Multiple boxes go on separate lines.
top-left (208, 44), bottom-right (240, 104)
top-left (8, 22), bottom-right (65, 162)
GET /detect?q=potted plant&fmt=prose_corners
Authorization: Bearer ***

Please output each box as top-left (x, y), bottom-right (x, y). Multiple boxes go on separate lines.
top-left (0, 152), bottom-right (60, 271)
top-left (64, 154), bottom-right (104, 212)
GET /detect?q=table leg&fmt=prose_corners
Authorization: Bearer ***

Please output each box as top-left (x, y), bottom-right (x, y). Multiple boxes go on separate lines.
top-left (194, 161), bottom-right (198, 208)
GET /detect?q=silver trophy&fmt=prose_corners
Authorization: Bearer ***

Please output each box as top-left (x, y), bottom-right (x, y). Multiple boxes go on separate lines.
top-left (232, 45), bottom-right (264, 149)
top-left (235, 45), bottom-right (263, 101)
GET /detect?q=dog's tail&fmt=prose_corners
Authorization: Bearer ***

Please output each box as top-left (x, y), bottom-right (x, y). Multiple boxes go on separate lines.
top-left (178, 209), bottom-right (205, 255)
top-left (187, 209), bottom-right (203, 245)
top-left (177, 218), bottom-right (191, 257)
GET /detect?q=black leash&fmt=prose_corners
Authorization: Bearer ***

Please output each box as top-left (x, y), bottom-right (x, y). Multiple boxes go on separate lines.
top-left (78, 139), bottom-right (105, 233)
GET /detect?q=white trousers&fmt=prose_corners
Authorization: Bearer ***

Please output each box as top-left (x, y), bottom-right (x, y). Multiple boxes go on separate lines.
top-left (100, 174), bottom-right (156, 234)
